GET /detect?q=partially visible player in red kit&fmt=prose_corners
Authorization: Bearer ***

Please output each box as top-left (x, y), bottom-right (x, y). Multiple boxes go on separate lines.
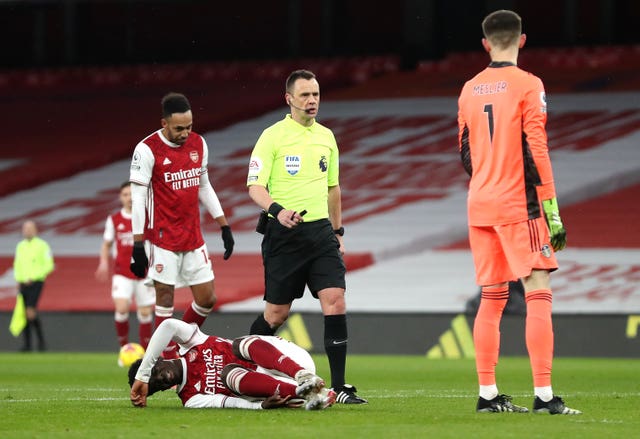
top-left (129, 92), bottom-right (235, 358)
top-left (96, 181), bottom-right (155, 350)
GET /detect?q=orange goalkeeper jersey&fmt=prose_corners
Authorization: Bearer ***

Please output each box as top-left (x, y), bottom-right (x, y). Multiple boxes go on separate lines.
top-left (458, 62), bottom-right (557, 226)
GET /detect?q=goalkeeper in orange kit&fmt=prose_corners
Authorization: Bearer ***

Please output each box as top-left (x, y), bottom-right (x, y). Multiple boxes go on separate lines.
top-left (457, 10), bottom-right (580, 415)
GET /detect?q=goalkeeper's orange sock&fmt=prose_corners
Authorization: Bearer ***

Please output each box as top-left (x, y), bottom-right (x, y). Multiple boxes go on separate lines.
top-left (473, 285), bottom-right (508, 399)
top-left (525, 289), bottom-right (554, 398)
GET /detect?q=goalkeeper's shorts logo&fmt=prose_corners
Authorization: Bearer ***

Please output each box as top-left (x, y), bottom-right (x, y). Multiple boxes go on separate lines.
top-left (541, 244), bottom-right (552, 258)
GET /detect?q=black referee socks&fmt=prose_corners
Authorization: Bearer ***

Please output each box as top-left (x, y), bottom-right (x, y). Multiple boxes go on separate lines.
top-left (249, 313), bottom-right (277, 336)
top-left (324, 314), bottom-right (348, 390)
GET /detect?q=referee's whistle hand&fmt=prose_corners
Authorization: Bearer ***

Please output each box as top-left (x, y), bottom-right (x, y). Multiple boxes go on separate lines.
top-left (280, 209), bottom-right (304, 228)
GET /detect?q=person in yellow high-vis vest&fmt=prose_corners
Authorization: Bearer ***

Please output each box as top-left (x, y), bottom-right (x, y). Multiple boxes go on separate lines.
top-left (13, 220), bottom-right (54, 351)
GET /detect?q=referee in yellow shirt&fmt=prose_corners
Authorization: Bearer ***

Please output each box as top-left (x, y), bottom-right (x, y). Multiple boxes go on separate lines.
top-left (13, 220), bottom-right (54, 351)
top-left (246, 69), bottom-right (366, 404)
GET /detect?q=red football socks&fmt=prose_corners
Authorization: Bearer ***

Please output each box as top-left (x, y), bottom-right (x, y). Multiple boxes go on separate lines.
top-left (246, 338), bottom-right (303, 378)
top-left (228, 368), bottom-right (297, 398)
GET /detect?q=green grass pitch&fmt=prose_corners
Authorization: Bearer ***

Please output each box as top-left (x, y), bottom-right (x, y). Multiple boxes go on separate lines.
top-left (1, 353), bottom-right (638, 438)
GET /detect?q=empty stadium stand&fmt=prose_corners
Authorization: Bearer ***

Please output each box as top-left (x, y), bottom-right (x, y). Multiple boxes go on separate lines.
top-left (0, 56), bottom-right (399, 197)
top-left (0, 49), bottom-right (638, 356)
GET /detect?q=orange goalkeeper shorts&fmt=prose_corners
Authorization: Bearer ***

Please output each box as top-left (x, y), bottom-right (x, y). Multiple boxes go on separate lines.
top-left (468, 216), bottom-right (558, 286)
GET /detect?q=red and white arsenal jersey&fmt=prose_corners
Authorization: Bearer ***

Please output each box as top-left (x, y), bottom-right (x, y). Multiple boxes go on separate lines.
top-left (130, 130), bottom-right (208, 251)
top-left (103, 209), bottom-right (136, 279)
top-left (177, 335), bottom-right (256, 405)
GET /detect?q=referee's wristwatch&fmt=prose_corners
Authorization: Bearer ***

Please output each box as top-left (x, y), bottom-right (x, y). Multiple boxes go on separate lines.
top-left (334, 226), bottom-right (344, 236)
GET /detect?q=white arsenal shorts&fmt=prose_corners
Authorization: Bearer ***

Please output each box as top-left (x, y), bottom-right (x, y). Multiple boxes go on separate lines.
top-left (148, 243), bottom-right (215, 287)
top-left (111, 274), bottom-right (156, 307)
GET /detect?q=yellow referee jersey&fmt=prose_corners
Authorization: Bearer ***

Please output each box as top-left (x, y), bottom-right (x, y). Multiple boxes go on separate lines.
top-left (13, 236), bottom-right (54, 283)
top-left (247, 115), bottom-right (339, 222)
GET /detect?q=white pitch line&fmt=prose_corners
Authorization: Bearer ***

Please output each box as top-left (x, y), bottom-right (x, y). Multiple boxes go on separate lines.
top-left (0, 387), bottom-right (123, 393)
top-left (1, 397), bottom-right (131, 403)
top-left (1, 390), bottom-right (639, 404)
top-left (347, 390), bottom-right (640, 399)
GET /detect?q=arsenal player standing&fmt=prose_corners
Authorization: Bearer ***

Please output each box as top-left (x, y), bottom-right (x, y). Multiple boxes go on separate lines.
top-left (95, 181), bottom-right (155, 351)
top-left (129, 93), bottom-right (234, 357)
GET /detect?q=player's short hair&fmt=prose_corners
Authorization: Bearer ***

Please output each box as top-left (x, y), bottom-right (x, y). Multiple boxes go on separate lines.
top-left (161, 92), bottom-right (191, 118)
top-left (128, 359), bottom-right (161, 397)
top-left (286, 69), bottom-right (316, 93)
top-left (120, 181), bottom-right (131, 190)
top-left (482, 10), bottom-right (522, 50)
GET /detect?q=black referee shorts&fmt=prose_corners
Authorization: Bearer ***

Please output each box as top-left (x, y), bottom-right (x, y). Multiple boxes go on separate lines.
top-left (20, 281), bottom-right (45, 308)
top-left (261, 218), bottom-right (346, 305)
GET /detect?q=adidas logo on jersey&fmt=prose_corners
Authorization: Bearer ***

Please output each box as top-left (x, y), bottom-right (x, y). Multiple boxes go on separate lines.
top-left (163, 157), bottom-right (172, 165)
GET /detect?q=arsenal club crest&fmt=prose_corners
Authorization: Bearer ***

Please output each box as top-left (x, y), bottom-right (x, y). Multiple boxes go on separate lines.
top-left (190, 151), bottom-right (199, 163)
top-left (155, 264), bottom-right (164, 273)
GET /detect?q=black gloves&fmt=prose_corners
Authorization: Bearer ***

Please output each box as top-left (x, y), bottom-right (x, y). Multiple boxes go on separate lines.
top-left (130, 241), bottom-right (148, 278)
top-left (221, 225), bottom-right (235, 260)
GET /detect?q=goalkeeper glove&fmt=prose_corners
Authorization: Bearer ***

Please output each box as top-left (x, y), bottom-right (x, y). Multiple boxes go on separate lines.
top-left (221, 225), bottom-right (235, 260)
top-left (130, 241), bottom-right (149, 278)
top-left (542, 197), bottom-right (567, 251)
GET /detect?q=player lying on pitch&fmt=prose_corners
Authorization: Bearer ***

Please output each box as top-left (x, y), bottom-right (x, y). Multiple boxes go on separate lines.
top-left (128, 318), bottom-right (336, 410)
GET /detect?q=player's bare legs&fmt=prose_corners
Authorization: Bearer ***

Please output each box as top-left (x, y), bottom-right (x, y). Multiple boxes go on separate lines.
top-left (113, 298), bottom-right (131, 317)
top-left (521, 268), bottom-right (550, 291)
top-left (189, 281), bottom-right (216, 309)
top-left (262, 302), bottom-right (292, 329)
top-left (248, 303), bottom-right (289, 339)
top-left (137, 305), bottom-right (153, 320)
top-left (318, 287), bottom-right (346, 315)
top-left (154, 281), bottom-right (175, 309)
